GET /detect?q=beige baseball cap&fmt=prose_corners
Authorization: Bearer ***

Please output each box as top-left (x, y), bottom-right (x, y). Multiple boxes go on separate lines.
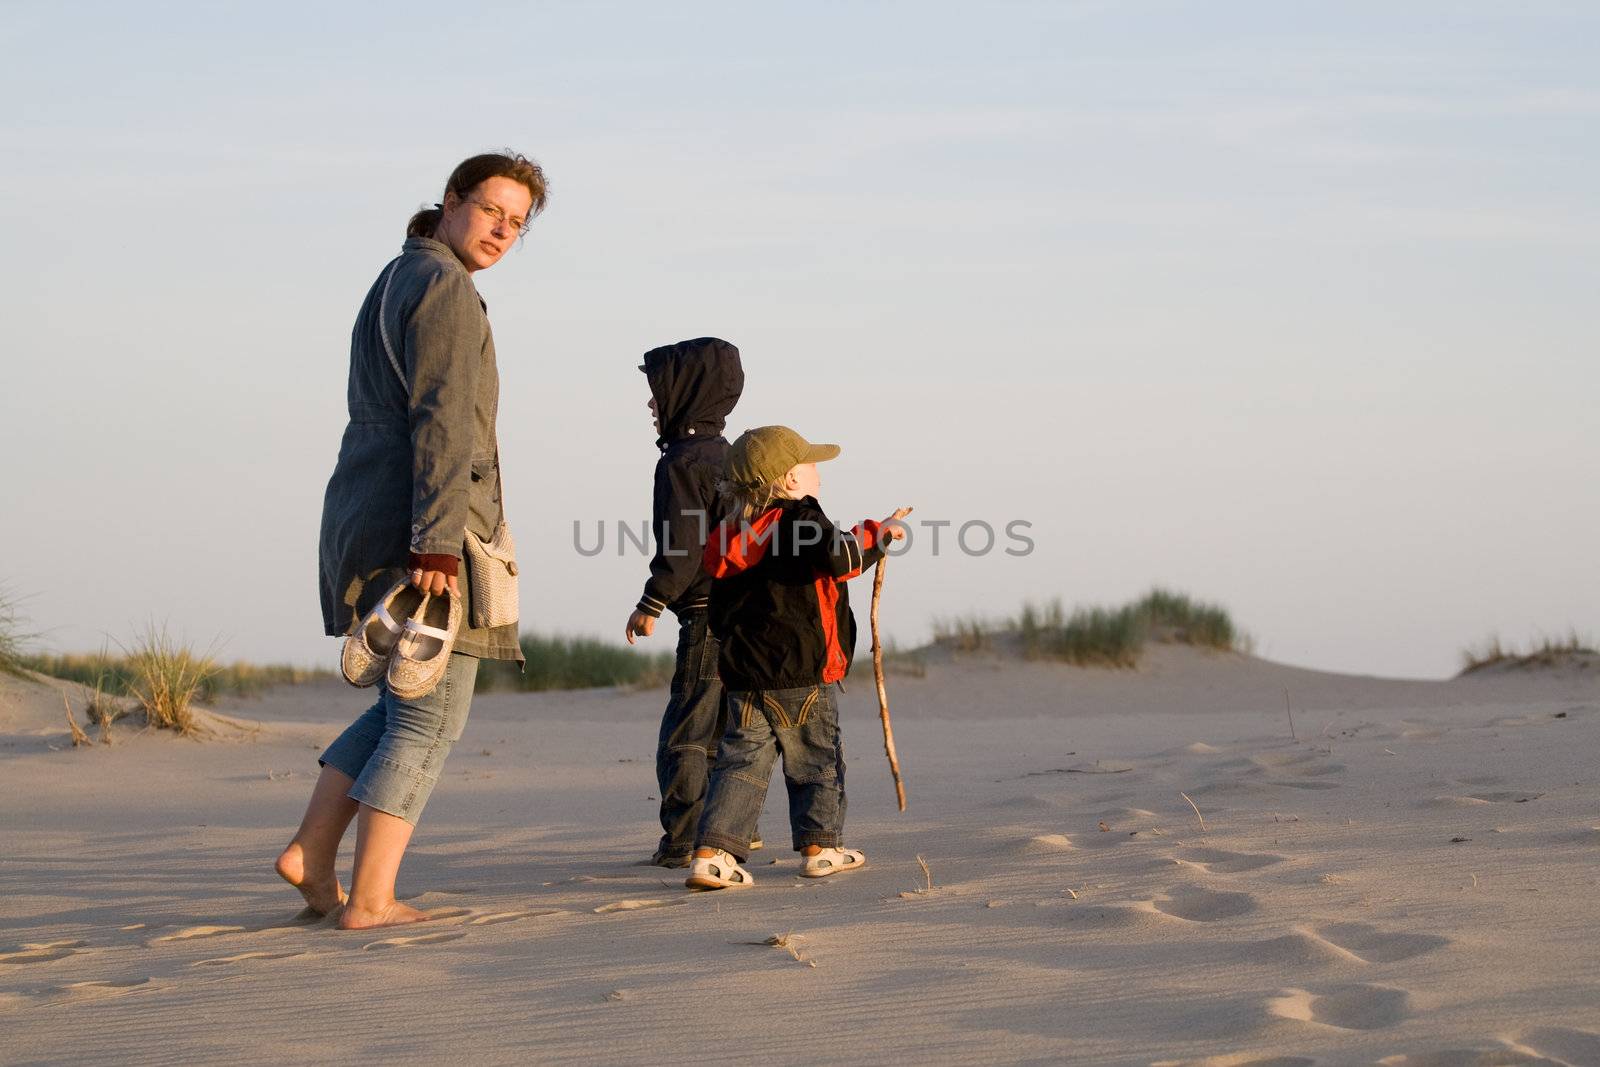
top-left (727, 425), bottom-right (840, 487)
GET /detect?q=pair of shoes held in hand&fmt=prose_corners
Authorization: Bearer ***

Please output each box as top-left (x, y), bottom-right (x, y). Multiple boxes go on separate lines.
top-left (685, 847), bottom-right (866, 890)
top-left (340, 578), bottom-right (462, 699)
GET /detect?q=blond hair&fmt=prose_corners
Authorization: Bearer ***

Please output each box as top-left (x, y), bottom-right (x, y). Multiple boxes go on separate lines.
top-left (718, 476), bottom-right (786, 523)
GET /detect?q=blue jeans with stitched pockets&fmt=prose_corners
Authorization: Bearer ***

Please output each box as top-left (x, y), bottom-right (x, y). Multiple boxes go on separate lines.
top-left (696, 682), bottom-right (846, 859)
top-left (654, 610), bottom-right (730, 860)
top-left (319, 651), bottom-right (478, 825)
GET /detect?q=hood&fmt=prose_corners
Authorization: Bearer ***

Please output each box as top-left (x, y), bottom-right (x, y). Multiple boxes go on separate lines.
top-left (641, 337), bottom-right (744, 447)
top-left (703, 506), bottom-right (783, 578)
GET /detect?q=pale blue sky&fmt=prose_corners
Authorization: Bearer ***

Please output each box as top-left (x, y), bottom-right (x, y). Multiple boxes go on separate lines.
top-left (3, 1), bottom-right (1595, 679)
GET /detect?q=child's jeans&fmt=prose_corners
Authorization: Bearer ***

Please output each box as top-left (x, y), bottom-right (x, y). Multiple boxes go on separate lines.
top-left (654, 610), bottom-right (729, 860)
top-left (696, 682), bottom-right (846, 858)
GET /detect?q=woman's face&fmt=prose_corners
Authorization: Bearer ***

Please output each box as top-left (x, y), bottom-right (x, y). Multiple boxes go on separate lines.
top-left (435, 176), bottom-right (535, 272)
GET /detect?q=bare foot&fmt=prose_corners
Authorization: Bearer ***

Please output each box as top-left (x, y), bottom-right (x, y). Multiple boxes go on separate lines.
top-left (337, 899), bottom-right (434, 930)
top-left (275, 843), bottom-right (347, 916)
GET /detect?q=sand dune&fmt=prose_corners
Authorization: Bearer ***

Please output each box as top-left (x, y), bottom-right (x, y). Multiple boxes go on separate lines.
top-left (1, 647), bottom-right (1596, 1064)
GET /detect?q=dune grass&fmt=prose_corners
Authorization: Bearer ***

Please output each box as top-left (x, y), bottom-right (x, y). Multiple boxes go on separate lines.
top-left (21, 649), bottom-right (330, 701)
top-left (0, 583), bottom-right (37, 679)
top-left (477, 632), bottom-right (675, 692)
top-left (22, 624), bottom-right (331, 739)
top-left (929, 615), bottom-right (993, 653)
top-left (935, 587), bottom-right (1247, 669)
top-left (1458, 630), bottom-right (1596, 675)
top-left (1018, 600), bottom-right (1146, 667)
top-left (121, 623), bottom-right (219, 735)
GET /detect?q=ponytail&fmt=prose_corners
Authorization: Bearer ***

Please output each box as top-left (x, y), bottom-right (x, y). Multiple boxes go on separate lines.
top-left (406, 205), bottom-right (443, 238)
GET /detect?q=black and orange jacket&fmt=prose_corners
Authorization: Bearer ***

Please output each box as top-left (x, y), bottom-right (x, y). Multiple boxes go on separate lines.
top-left (704, 496), bottom-right (887, 692)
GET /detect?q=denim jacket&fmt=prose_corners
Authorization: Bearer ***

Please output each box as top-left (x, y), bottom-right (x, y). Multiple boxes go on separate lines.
top-left (318, 237), bottom-right (521, 661)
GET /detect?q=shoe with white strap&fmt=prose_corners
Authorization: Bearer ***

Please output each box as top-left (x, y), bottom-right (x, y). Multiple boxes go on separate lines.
top-left (800, 847), bottom-right (866, 878)
top-left (341, 578), bottom-right (425, 688)
top-left (685, 849), bottom-right (754, 890)
top-left (386, 587), bottom-right (463, 700)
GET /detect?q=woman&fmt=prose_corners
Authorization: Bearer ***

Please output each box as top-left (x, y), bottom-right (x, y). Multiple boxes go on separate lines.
top-left (276, 151), bottom-right (547, 929)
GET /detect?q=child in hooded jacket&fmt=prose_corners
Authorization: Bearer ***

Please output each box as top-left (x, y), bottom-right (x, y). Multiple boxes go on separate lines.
top-left (624, 338), bottom-right (744, 868)
top-left (686, 425), bottom-right (910, 889)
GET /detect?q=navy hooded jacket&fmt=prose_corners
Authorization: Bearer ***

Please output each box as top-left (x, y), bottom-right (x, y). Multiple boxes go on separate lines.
top-left (635, 337), bottom-right (744, 619)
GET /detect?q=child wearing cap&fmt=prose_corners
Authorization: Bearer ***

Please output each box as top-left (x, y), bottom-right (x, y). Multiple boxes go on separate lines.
top-left (686, 425), bottom-right (910, 890)
top-left (623, 338), bottom-right (745, 868)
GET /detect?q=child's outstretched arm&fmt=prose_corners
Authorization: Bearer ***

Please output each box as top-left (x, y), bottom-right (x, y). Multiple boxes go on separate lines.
top-left (797, 504), bottom-right (912, 580)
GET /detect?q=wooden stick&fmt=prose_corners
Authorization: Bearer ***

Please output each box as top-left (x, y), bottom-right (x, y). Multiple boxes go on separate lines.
top-left (871, 556), bottom-right (907, 811)
top-left (1180, 791), bottom-right (1207, 833)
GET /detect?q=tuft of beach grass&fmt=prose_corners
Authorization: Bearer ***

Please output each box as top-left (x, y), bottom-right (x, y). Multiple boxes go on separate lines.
top-left (1458, 629), bottom-right (1596, 675)
top-left (121, 623), bottom-right (218, 736)
top-left (938, 587), bottom-right (1248, 669)
top-left (0, 583), bottom-right (38, 679)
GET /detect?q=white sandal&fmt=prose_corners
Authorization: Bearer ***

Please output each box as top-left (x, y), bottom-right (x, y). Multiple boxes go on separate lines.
top-left (685, 850), bottom-right (754, 890)
top-left (341, 579), bottom-right (424, 687)
top-left (800, 847), bottom-right (866, 878)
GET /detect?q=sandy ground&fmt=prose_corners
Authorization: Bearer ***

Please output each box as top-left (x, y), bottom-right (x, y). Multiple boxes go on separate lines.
top-left (2, 646), bottom-right (1597, 1066)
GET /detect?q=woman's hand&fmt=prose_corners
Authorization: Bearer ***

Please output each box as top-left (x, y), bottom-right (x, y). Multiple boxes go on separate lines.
top-left (880, 505), bottom-right (914, 541)
top-left (624, 609), bottom-right (656, 645)
top-left (410, 568), bottom-right (461, 598)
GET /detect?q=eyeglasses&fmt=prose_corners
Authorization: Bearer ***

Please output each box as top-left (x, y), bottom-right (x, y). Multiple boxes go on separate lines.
top-left (465, 196), bottom-right (531, 237)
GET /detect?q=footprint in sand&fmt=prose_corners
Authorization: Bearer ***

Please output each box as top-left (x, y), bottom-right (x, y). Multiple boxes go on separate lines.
top-left (362, 931), bottom-right (467, 951)
top-left (1267, 984), bottom-right (1411, 1030)
top-left (150, 924), bottom-right (248, 943)
top-left (1069, 809), bottom-right (1166, 850)
top-left (1155, 1057), bottom-right (1317, 1067)
top-left (1075, 829), bottom-right (1156, 851)
top-left (1021, 834), bottom-right (1076, 855)
top-left (1315, 923), bottom-right (1449, 964)
top-left (419, 908), bottom-right (473, 924)
top-left (0, 978), bottom-right (155, 1012)
top-left (1174, 848), bottom-right (1285, 874)
top-left (1422, 795), bottom-right (1495, 809)
top-left (1057, 904), bottom-right (1171, 931)
top-left (56, 978), bottom-right (154, 1001)
top-left (1551, 826), bottom-right (1600, 844)
top-left (1399, 720), bottom-right (1447, 741)
top-left (1152, 886), bottom-right (1258, 922)
top-left (1510, 1026), bottom-right (1600, 1065)
top-left (593, 899), bottom-right (687, 914)
top-left (1424, 791), bottom-right (1541, 809)
top-left (1251, 752), bottom-right (1345, 777)
top-left (468, 909), bottom-right (562, 926)
top-left (192, 951), bottom-right (306, 966)
top-left (1254, 931), bottom-right (1364, 967)
top-left (0, 939), bottom-right (88, 965)
top-left (1487, 713), bottom-right (1546, 728)
top-left (1375, 1051), bottom-right (1560, 1066)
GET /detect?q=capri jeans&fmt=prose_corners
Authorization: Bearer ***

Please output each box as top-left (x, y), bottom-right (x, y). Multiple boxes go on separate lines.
top-left (319, 651), bottom-right (478, 825)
